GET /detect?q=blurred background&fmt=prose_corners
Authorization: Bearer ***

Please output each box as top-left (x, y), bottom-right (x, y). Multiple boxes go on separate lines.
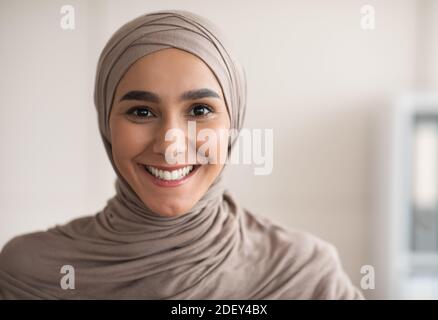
top-left (1, 0), bottom-right (438, 299)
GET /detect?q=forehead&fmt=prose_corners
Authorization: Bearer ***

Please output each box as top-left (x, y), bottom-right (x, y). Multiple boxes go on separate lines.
top-left (115, 48), bottom-right (224, 99)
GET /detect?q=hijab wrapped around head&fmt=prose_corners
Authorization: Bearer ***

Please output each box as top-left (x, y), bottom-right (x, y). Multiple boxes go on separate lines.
top-left (0, 10), bottom-right (363, 299)
top-left (95, 8), bottom-right (246, 219)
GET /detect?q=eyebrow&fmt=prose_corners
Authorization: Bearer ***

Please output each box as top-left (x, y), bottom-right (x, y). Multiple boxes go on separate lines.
top-left (119, 88), bottom-right (221, 103)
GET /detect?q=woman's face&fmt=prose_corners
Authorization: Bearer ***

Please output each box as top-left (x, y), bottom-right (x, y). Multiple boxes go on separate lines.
top-left (109, 48), bottom-right (230, 217)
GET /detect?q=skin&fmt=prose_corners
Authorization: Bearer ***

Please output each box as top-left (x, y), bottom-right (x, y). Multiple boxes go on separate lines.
top-left (109, 48), bottom-right (230, 217)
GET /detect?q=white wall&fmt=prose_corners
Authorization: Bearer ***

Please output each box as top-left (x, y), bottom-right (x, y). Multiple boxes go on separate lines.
top-left (0, 0), bottom-right (435, 299)
top-left (0, 0), bottom-right (113, 246)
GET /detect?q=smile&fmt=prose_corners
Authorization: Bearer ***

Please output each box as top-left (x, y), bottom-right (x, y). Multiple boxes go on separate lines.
top-left (145, 165), bottom-right (195, 181)
top-left (138, 163), bottom-right (200, 187)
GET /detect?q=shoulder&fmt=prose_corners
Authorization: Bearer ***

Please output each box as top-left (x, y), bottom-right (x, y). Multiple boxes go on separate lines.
top-left (0, 213), bottom-right (97, 263)
top-left (0, 215), bottom-right (94, 276)
top-left (0, 230), bottom-right (74, 299)
top-left (0, 231), bottom-right (52, 278)
top-left (243, 209), bottom-right (336, 256)
top-left (242, 210), bottom-right (364, 299)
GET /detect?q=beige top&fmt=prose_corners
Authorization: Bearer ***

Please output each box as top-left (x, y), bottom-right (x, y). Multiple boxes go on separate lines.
top-left (0, 188), bottom-right (363, 299)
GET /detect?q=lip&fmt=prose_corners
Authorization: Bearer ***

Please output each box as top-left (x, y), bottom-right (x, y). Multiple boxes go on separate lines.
top-left (137, 163), bottom-right (200, 188)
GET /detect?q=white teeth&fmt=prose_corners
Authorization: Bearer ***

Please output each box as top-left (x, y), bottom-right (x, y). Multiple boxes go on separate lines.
top-left (145, 165), bottom-right (195, 181)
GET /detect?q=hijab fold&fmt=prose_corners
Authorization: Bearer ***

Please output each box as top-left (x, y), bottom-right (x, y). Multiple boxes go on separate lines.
top-left (0, 10), bottom-right (363, 299)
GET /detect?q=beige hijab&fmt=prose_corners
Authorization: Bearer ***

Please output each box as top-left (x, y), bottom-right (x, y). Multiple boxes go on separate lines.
top-left (0, 10), bottom-right (363, 299)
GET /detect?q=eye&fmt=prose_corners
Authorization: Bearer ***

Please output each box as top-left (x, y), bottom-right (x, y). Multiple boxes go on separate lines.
top-left (126, 107), bottom-right (154, 118)
top-left (189, 104), bottom-right (213, 117)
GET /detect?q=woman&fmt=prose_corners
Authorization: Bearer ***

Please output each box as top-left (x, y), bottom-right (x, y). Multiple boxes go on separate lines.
top-left (0, 10), bottom-right (363, 299)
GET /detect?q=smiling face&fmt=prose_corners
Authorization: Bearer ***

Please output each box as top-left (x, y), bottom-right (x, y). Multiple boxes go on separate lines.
top-left (109, 48), bottom-right (230, 217)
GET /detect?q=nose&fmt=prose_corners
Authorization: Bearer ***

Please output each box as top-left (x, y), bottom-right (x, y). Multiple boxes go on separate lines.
top-left (152, 115), bottom-right (187, 159)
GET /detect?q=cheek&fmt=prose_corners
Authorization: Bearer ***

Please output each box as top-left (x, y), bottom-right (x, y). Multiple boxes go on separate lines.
top-left (110, 120), bottom-right (153, 162)
top-left (195, 122), bottom-right (230, 164)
